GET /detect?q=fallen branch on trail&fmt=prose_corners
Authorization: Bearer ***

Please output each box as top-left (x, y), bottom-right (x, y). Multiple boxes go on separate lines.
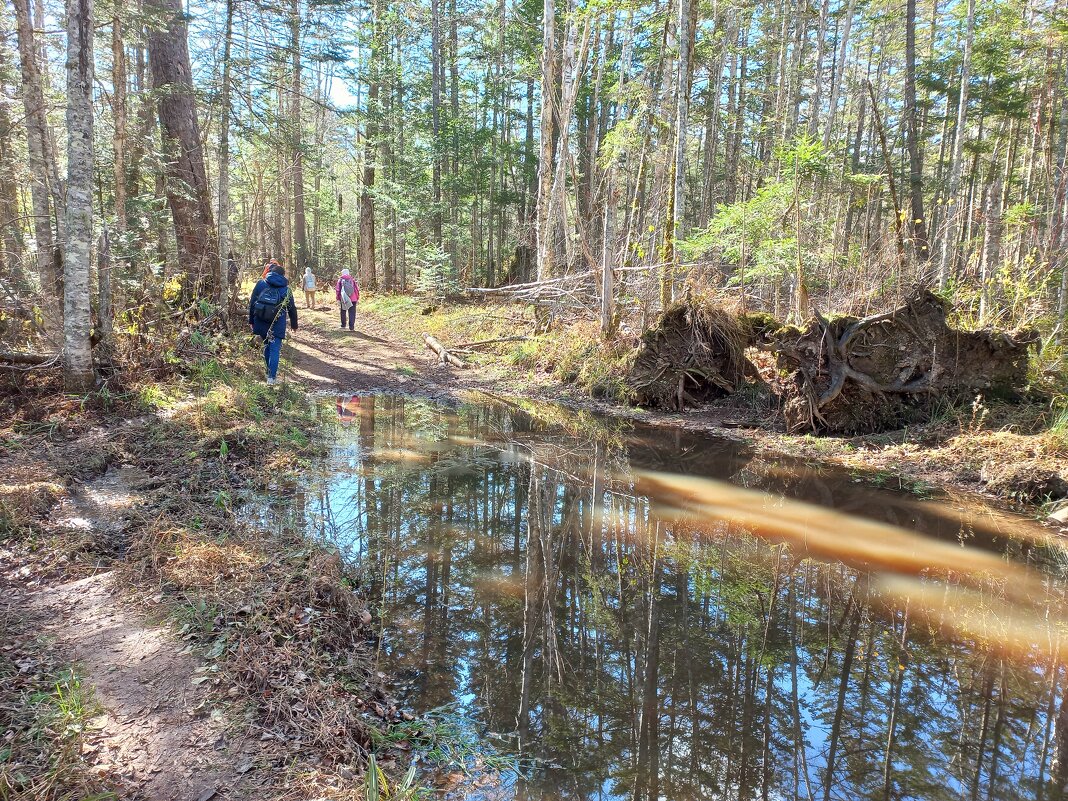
top-left (455, 335), bottom-right (530, 350)
top-left (423, 333), bottom-right (466, 368)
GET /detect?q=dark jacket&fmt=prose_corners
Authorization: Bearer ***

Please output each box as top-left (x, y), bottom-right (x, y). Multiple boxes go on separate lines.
top-left (249, 272), bottom-right (298, 340)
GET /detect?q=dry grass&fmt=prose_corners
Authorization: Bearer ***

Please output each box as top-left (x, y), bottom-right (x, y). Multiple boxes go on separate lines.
top-left (0, 339), bottom-right (409, 795)
top-left (0, 597), bottom-right (119, 801)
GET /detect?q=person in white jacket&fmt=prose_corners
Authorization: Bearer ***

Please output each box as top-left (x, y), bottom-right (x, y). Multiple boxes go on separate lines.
top-left (302, 266), bottom-right (317, 308)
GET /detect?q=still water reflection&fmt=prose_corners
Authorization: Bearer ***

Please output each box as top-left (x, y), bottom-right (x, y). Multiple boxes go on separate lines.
top-left (290, 394), bottom-right (1068, 801)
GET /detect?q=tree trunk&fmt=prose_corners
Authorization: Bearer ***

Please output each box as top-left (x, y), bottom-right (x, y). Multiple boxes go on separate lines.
top-left (904, 0), bottom-right (931, 264)
top-left (937, 0), bottom-right (975, 286)
top-left (291, 0), bottom-right (308, 273)
top-left (806, 0), bottom-right (831, 138)
top-left (359, 0), bottom-right (381, 291)
top-left (147, 0), bottom-right (218, 302)
top-left (0, 33), bottom-right (26, 290)
top-left (822, 0), bottom-right (856, 149)
top-left (11, 0), bottom-right (58, 297)
top-left (217, 0), bottom-right (233, 315)
top-left (63, 0), bottom-right (95, 390)
top-left (431, 0), bottom-right (444, 248)
top-left (535, 0), bottom-right (557, 280)
top-left (667, 0), bottom-right (693, 300)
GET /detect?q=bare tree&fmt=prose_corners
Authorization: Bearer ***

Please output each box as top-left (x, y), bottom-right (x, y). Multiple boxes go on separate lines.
top-left (63, 0), bottom-right (95, 390)
top-left (12, 0), bottom-right (59, 298)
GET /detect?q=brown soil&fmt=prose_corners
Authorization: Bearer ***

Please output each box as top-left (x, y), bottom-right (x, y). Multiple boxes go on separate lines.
top-left (283, 303), bottom-right (509, 398)
top-left (28, 573), bottom-right (269, 800)
top-left (1, 461), bottom-right (280, 801)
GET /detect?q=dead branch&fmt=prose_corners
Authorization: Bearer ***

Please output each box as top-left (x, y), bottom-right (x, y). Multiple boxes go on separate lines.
top-left (422, 333), bottom-right (466, 368)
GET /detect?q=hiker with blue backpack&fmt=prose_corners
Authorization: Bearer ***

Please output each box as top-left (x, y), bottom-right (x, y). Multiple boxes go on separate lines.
top-left (249, 262), bottom-right (298, 385)
top-left (336, 269), bottom-right (360, 331)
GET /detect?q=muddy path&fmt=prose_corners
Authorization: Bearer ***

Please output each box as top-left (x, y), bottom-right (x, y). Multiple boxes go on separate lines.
top-left (0, 453), bottom-right (282, 801)
top-left (283, 302), bottom-right (508, 398)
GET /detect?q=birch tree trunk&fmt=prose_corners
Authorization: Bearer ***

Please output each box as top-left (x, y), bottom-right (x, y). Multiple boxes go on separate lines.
top-left (806, 0), bottom-right (831, 138)
top-left (535, 0), bottom-right (557, 280)
top-left (63, 0), bottom-right (95, 390)
top-left (821, 0), bottom-right (855, 149)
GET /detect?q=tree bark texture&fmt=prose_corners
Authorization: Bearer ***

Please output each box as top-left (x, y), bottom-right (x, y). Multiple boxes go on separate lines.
top-left (11, 0), bottom-right (59, 297)
top-left (63, 0), bottom-right (95, 390)
top-left (147, 0), bottom-right (217, 301)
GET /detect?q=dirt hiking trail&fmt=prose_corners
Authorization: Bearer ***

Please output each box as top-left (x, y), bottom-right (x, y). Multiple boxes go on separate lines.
top-left (283, 302), bottom-right (506, 398)
top-left (29, 573), bottom-right (268, 801)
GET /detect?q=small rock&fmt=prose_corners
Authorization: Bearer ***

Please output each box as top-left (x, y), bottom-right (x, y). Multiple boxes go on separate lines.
top-left (1049, 502), bottom-right (1068, 525)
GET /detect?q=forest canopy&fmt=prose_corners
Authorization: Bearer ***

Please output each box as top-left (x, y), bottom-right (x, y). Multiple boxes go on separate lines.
top-left (0, 0), bottom-right (1066, 386)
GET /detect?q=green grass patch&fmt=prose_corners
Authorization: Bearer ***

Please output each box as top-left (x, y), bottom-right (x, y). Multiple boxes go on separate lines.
top-left (0, 642), bottom-right (117, 800)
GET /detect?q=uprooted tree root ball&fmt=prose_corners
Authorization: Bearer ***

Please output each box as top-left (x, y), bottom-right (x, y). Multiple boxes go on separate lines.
top-left (626, 301), bottom-right (756, 411)
top-left (762, 290), bottom-right (1039, 434)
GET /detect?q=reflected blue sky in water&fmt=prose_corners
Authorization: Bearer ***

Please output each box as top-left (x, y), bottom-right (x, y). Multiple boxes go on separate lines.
top-left (284, 394), bottom-right (1068, 801)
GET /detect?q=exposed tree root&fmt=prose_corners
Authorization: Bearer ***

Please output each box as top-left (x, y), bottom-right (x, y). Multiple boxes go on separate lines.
top-left (759, 290), bottom-right (1038, 433)
top-left (625, 301), bottom-right (755, 411)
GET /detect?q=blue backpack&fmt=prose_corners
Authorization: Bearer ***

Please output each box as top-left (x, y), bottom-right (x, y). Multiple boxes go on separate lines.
top-left (254, 284), bottom-right (288, 322)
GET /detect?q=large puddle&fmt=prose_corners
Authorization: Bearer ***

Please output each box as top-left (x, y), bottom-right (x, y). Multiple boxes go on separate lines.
top-left (275, 394), bottom-right (1068, 800)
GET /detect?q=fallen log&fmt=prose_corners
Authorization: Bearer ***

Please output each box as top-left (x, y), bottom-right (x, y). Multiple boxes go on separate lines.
top-left (0, 350), bottom-right (58, 366)
top-left (456, 335), bottom-right (530, 349)
top-left (423, 333), bottom-right (466, 368)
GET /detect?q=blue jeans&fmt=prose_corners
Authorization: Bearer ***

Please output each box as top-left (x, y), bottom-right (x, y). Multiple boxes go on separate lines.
top-left (263, 335), bottom-right (282, 379)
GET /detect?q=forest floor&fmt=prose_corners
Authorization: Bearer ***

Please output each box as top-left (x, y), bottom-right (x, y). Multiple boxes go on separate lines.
top-left (291, 294), bottom-right (1068, 524)
top-left (1, 292), bottom-right (1064, 800)
top-left (0, 346), bottom-right (421, 800)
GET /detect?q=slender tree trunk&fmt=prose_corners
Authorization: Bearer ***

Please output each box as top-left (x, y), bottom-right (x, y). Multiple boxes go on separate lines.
top-left (822, 0), bottom-right (855, 149)
top-left (359, 0), bottom-right (381, 290)
top-left (0, 34), bottom-right (26, 289)
top-left (217, 0), bottom-right (233, 314)
top-left (806, 0), bottom-right (831, 137)
top-left (291, 0), bottom-right (308, 272)
top-left (667, 0), bottom-right (693, 298)
top-left (535, 0), bottom-right (557, 280)
top-left (97, 226), bottom-right (112, 342)
top-left (11, 0), bottom-right (58, 297)
top-left (904, 0), bottom-right (930, 264)
top-left (111, 15), bottom-right (127, 238)
top-left (431, 0), bottom-right (444, 248)
top-left (938, 0), bottom-right (976, 286)
top-left (448, 0), bottom-right (460, 278)
top-left (63, 0), bottom-right (95, 390)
